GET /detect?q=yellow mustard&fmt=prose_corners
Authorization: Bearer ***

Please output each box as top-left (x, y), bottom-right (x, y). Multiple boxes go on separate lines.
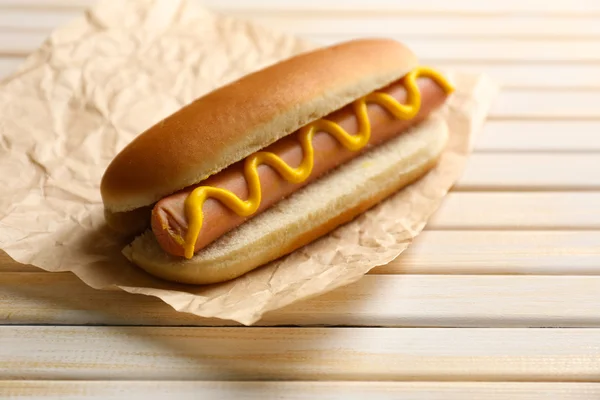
top-left (181, 66), bottom-right (454, 259)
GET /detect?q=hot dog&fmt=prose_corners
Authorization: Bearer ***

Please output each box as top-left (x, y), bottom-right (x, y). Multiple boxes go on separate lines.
top-left (100, 38), bottom-right (454, 284)
top-left (151, 77), bottom-right (449, 258)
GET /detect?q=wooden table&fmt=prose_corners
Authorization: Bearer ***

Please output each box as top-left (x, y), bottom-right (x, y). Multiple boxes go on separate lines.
top-left (2, 0), bottom-right (600, 398)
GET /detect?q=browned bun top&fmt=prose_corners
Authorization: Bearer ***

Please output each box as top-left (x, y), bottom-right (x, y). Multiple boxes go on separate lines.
top-left (100, 38), bottom-right (418, 214)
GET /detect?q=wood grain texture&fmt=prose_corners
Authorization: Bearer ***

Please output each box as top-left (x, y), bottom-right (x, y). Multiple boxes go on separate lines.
top-left (2, 381), bottom-right (600, 399)
top-left (2, 327), bottom-right (600, 381)
top-left (4, 273), bottom-right (600, 327)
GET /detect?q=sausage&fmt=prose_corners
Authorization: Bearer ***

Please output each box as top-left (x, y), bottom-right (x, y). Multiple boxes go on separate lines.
top-left (151, 77), bottom-right (449, 257)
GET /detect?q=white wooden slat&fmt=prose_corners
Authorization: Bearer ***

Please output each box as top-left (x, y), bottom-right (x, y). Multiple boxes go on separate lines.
top-left (379, 231), bottom-right (600, 275)
top-left (4, 273), bottom-right (600, 327)
top-left (243, 15), bottom-right (600, 38)
top-left (434, 63), bottom-right (600, 89)
top-left (2, 327), bottom-right (600, 380)
top-left (428, 192), bottom-right (600, 229)
top-left (203, 0), bottom-right (600, 14)
top-left (490, 89), bottom-right (600, 119)
top-left (0, 31), bottom-right (46, 55)
top-left (3, 381), bottom-right (600, 400)
top-left (457, 154), bottom-right (600, 190)
top-left (0, 56), bottom-right (22, 79)
top-left (476, 121), bottom-right (600, 151)
top-left (0, 10), bottom-right (78, 30)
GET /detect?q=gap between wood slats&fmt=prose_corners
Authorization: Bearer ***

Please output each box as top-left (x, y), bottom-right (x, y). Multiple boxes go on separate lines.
top-left (3, 230), bottom-right (600, 275)
top-left (2, 326), bottom-right (600, 381)
top-left (2, 381), bottom-right (599, 399)
top-left (3, 273), bottom-right (600, 327)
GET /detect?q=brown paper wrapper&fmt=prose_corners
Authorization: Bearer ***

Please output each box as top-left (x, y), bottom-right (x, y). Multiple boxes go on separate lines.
top-left (0, 0), bottom-right (498, 325)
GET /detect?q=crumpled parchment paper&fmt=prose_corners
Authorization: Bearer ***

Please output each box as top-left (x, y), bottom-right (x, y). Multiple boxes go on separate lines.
top-left (0, 0), bottom-right (498, 325)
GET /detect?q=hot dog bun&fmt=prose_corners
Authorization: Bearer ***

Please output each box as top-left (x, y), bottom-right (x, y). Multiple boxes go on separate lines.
top-left (122, 117), bottom-right (448, 284)
top-left (100, 38), bottom-right (418, 233)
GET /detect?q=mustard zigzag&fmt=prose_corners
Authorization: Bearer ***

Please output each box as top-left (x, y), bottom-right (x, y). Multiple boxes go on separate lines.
top-left (181, 66), bottom-right (454, 259)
